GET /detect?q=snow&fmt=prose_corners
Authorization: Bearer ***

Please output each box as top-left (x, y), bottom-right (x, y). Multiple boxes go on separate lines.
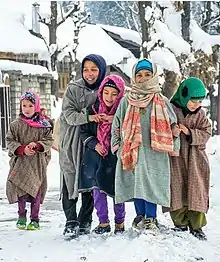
top-left (0, 5), bottom-right (49, 60)
top-left (99, 24), bottom-right (142, 45)
top-left (1, 131), bottom-right (220, 261)
top-left (0, 60), bottom-right (49, 76)
top-left (190, 20), bottom-right (220, 55)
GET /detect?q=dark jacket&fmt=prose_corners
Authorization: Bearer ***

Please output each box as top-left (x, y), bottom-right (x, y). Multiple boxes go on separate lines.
top-left (79, 100), bottom-right (117, 197)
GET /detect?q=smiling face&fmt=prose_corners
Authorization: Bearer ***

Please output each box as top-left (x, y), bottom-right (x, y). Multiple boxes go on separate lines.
top-left (21, 99), bottom-right (35, 118)
top-left (102, 86), bottom-right (119, 108)
top-left (135, 69), bottom-right (153, 83)
top-left (186, 100), bottom-right (202, 112)
top-left (82, 60), bottom-right (99, 85)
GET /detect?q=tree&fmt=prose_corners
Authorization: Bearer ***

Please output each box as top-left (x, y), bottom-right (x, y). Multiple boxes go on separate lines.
top-left (30, 1), bottom-right (85, 96)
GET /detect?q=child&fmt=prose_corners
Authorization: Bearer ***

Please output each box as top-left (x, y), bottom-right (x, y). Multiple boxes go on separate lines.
top-left (169, 77), bottom-right (211, 240)
top-left (111, 59), bottom-right (178, 232)
top-left (79, 75), bottom-right (126, 234)
top-left (6, 91), bottom-right (53, 230)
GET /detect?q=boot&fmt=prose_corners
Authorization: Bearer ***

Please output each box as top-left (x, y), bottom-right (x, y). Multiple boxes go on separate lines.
top-left (132, 215), bottom-right (145, 230)
top-left (93, 223), bottom-right (111, 234)
top-left (27, 220), bottom-right (40, 230)
top-left (114, 222), bottom-right (125, 234)
top-left (16, 217), bottom-right (27, 230)
top-left (79, 221), bottom-right (92, 235)
top-left (190, 228), bottom-right (207, 241)
top-left (63, 220), bottom-right (80, 239)
top-left (172, 225), bottom-right (188, 232)
top-left (143, 217), bottom-right (159, 233)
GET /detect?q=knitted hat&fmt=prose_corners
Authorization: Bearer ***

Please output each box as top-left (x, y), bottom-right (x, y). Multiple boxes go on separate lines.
top-left (135, 59), bottom-right (153, 74)
top-left (171, 77), bottom-right (206, 110)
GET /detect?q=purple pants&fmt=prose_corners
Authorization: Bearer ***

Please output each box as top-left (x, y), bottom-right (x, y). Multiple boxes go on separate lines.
top-left (18, 191), bottom-right (41, 222)
top-left (93, 188), bottom-right (125, 224)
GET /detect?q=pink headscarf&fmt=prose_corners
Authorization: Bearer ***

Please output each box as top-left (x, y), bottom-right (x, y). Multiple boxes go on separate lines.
top-left (20, 90), bottom-right (51, 128)
top-left (93, 75), bottom-right (125, 157)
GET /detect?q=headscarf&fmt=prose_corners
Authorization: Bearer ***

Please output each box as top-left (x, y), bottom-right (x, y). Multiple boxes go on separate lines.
top-left (81, 54), bottom-right (107, 90)
top-left (20, 91), bottom-right (51, 128)
top-left (171, 77), bottom-right (206, 113)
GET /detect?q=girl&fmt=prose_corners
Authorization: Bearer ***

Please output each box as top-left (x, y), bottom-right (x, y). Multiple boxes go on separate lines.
top-left (169, 77), bottom-right (211, 240)
top-left (111, 59), bottom-right (178, 232)
top-left (79, 75), bottom-right (125, 234)
top-left (6, 91), bottom-right (53, 230)
top-left (59, 54), bottom-right (107, 238)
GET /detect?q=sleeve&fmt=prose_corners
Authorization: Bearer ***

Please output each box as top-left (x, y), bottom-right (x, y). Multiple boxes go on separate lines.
top-left (62, 83), bottom-right (88, 126)
top-left (189, 110), bottom-right (212, 146)
top-left (6, 122), bottom-right (23, 155)
top-left (111, 98), bottom-right (127, 154)
top-left (80, 123), bottom-right (99, 150)
top-left (37, 128), bottom-right (54, 153)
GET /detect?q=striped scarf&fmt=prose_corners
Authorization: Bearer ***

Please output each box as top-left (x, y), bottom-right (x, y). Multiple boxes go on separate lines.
top-left (121, 66), bottom-right (173, 171)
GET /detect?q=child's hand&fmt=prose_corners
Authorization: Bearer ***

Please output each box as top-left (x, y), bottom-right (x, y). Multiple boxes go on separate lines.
top-left (89, 114), bottom-right (106, 123)
top-left (24, 145), bottom-right (36, 156)
top-left (103, 115), bottom-right (114, 124)
top-left (28, 142), bottom-right (37, 150)
top-left (95, 143), bottom-right (105, 156)
top-left (179, 124), bottom-right (190, 135)
top-left (172, 124), bottom-right (181, 137)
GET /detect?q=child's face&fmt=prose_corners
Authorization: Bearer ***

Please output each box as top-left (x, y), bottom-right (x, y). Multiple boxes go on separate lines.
top-left (187, 100), bottom-right (202, 112)
top-left (135, 69), bottom-right (153, 83)
top-left (21, 99), bottom-right (35, 118)
top-left (83, 60), bottom-right (99, 85)
top-left (41, 109), bottom-right (46, 116)
top-left (102, 86), bottom-right (119, 108)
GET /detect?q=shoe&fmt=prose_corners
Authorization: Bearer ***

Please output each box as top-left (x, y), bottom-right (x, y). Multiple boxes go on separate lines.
top-left (63, 221), bottom-right (80, 238)
top-left (114, 222), bottom-right (125, 234)
top-left (16, 217), bottom-right (27, 230)
top-left (132, 215), bottom-right (145, 230)
top-left (79, 221), bottom-right (92, 235)
top-left (27, 220), bottom-right (40, 230)
top-left (143, 217), bottom-right (159, 233)
top-left (93, 223), bottom-right (111, 234)
top-left (172, 225), bottom-right (188, 232)
top-left (190, 228), bottom-right (207, 241)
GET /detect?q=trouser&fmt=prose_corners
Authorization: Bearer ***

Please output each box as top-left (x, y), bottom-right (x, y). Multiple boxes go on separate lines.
top-left (18, 191), bottom-right (41, 222)
top-left (134, 198), bottom-right (157, 218)
top-left (93, 188), bottom-right (125, 224)
top-left (170, 207), bottom-right (207, 230)
top-left (62, 178), bottom-right (94, 227)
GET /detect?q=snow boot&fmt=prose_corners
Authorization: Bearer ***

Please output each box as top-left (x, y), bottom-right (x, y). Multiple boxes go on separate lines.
top-left (27, 220), bottom-right (40, 230)
top-left (114, 222), bottom-right (125, 234)
top-left (16, 217), bottom-right (27, 230)
top-left (79, 221), bottom-right (92, 235)
top-left (132, 215), bottom-right (145, 230)
top-left (143, 217), bottom-right (159, 234)
top-left (63, 221), bottom-right (80, 239)
top-left (93, 223), bottom-right (111, 234)
top-left (172, 225), bottom-right (188, 232)
top-left (190, 228), bottom-right (207, 241)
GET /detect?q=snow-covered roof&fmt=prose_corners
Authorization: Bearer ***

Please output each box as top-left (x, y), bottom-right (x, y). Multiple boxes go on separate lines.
top-left (0, 13), bottom-right (49, 60)
top-left (0, 60), bottom-right (50, 75)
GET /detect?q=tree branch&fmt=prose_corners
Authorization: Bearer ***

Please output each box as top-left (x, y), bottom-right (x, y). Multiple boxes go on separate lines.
top-left (29, 29), bottom-right (50, 52)
top-left (202, 14), bottom-right (220, 29)
top-left (57, 4), bottom-right (79, 27)
top-left (37, 11), bottom-right (50, 27)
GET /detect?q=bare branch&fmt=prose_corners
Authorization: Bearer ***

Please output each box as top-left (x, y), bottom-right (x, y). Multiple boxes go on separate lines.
top-left (57, 4), bottom-right (79, 27)
top-left (59, 2), bottom-right (64, 21)
top-left (202, 14), bottom-right (220, 29)
top-left (37, 11), bottom-right (50, 27)
top-left (115, 1), bottom-right (125, 11)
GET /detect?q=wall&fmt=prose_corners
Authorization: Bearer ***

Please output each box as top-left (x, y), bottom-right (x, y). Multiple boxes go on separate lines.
top-left (1, 70), bottom-right (52, 121)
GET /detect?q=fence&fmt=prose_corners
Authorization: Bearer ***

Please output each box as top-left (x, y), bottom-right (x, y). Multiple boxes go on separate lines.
top-left (0, 83), bottom-right (11, 150)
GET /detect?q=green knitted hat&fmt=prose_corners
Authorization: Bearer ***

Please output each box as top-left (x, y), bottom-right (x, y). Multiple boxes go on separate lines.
top-left (171, 77), bottom-right (206, 110)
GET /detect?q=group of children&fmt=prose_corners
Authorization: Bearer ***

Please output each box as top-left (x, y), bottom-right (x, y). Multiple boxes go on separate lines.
top-left (5, 54), bottom-right (211, 241)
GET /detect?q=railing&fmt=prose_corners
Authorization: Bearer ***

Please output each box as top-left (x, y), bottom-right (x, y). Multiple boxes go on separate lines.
top-left (0, 83), bottom-right (11, 150)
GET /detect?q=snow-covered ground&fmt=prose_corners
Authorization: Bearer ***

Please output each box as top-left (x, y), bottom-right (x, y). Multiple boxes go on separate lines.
top-left (0, 136), bottom-right (220, 262)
